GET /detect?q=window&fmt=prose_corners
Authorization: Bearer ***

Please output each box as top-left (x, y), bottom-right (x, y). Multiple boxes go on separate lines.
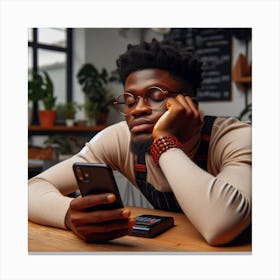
top-left (28, 28), bottom-right (73, 124)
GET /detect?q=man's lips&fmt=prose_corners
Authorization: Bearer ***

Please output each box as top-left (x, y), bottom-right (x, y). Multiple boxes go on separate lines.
top-left (131, 123), bottom-right (154, 134)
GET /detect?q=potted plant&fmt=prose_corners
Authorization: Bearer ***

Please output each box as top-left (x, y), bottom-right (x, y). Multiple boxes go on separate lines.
top-left (44, 135), bottom-right (78, 160)
top-left (76, 63), bottom-right (118, 125)
top-left (28, 72), bottom-right (46, 125)
top-left (238, 103), bottom-right (252, 122)
top-left (65, 101), bottom-right (82, 126)
top-left (28, 71), bottom-right (57, 127)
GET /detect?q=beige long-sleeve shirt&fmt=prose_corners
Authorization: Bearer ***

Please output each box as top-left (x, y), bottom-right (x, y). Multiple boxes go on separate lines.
top-left (28, 117), bottom-right (251, 245)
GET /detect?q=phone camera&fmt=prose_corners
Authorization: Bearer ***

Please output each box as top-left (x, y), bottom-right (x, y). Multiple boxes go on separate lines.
top-left (84, 172), bottom-right (89, 179)
top-left (76, 167), bottom-right (84, 181)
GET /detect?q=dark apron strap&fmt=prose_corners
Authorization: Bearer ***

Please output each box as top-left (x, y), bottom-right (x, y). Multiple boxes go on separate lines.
top-left (134, 153), bottom-right (147, 181)
top-left (194, 115), bottom-right (216, 170)
top-left (134, 151), bottom-right (182, 211)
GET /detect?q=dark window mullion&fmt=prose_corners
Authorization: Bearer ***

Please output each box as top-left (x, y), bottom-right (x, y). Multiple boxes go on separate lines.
top-left (31, 28), bottom-right (39, 124)
top-left (66, 28), bottom-right (73, 102)
top-left (28, 42), bottom-right (67, 52)
top-left (32, 28), bottom-right (38, 75)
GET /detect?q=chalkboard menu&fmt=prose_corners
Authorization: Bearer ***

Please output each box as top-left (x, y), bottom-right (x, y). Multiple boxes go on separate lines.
top-left (165, 28), bottom-right (232, 101)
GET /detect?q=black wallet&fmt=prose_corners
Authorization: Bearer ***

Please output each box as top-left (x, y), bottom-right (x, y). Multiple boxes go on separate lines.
top-left (129, 214), bottom-right (174, 238)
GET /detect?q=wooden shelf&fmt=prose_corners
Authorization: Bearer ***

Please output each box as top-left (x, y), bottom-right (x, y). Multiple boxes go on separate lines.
top-left (28, 124), bottom-right (107, 132)
top-left (28, 124), bottom-right (107, 138)
top-left (233, 76), bottom-right (252, 84)
top-left (232, 54), bottom-right (252, 90)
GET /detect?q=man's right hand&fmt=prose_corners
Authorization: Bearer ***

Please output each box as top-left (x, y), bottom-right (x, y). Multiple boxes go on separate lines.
top-left (65, 193), bottom-right (135, 243)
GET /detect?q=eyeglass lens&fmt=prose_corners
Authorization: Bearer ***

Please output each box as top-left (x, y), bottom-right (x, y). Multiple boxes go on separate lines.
top-left (116, 87), bottom-right (167, 114)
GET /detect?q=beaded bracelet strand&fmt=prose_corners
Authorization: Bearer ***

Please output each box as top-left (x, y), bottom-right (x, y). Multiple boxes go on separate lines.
top-left (150, 135), bottom-right (183, 165)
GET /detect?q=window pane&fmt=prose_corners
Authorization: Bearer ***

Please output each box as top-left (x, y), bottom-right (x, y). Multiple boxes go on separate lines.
top-left (38, 49), bottom-right (66, 105)
top-left (38, 28), bottom-right (66, 47)
top-left (38, 48), bottom-right (65, 66)
top-left (28, 28), bottom-right (33, 41)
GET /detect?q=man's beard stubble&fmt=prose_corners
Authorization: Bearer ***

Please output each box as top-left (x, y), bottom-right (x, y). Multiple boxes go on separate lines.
top-left (130, 138), bottom-right (154, 157)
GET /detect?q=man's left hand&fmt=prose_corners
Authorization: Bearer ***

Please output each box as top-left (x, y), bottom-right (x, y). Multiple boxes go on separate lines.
top-left (152, 95), bottom-right (203, 143)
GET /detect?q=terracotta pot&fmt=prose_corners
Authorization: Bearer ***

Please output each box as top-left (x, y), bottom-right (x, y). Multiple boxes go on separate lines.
top-left (39, 110), bottom-right (56, 127)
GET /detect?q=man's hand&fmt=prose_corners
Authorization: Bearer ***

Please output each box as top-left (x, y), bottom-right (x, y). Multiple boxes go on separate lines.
top-left (65, 193), bottom-right (135, 243)
top-left (152, 95), bottom-right (203, 143)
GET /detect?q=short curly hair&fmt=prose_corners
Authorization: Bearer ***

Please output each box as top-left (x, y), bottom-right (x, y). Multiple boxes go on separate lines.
top-left (116, 38), bottom-right (203, 95)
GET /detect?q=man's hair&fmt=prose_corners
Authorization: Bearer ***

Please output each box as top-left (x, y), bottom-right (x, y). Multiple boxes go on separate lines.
top-left (116, 38), bottom-right (203, 95)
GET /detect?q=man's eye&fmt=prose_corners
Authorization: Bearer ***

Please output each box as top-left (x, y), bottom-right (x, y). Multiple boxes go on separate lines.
top-left (125, 96), bottom-right (136, 107)
top-left (127, 102), bottom-right (136, 108)
top-left (148, 89), bottom-right (165, 102)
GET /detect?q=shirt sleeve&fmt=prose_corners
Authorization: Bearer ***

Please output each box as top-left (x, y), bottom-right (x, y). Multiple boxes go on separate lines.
top-left (28, 154), bottom-right (87, 228)
top-left (28, 122), bottom-right (130, 229)
top-left (158, 119), bottom-right (252, 245)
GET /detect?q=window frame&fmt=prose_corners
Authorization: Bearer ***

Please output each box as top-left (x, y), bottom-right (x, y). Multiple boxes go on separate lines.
top-left (28, 28), bottom-right (73, 124)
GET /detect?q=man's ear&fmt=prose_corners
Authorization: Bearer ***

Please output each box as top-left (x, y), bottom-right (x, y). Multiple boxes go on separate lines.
top-left (191, 97), bottom-right (199, 109)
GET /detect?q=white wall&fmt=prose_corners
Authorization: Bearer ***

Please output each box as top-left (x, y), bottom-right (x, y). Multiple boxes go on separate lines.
top-left (72, 28), bottom-right (252, 122)
top-left (73, 29), bottom-right (86, 121)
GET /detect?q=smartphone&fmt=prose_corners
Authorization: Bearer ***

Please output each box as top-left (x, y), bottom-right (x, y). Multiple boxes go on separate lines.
top-left (130, 214), bottom-right (174, 238)
top-left (72, 162), bottom-right (124, 211)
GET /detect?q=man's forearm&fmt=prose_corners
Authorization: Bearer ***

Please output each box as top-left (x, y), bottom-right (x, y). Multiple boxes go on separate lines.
top-left (28, 179), bottom-right (73, 228)
top-left (159, 148), bottom-right (251, 245)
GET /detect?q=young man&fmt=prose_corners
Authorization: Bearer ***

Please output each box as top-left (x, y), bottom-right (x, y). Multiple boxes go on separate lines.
top-left (28, 39), bottom-right (251, 245)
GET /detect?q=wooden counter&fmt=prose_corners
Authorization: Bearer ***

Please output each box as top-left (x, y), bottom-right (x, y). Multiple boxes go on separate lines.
top-left (29, 207), bottom-right (251, 253)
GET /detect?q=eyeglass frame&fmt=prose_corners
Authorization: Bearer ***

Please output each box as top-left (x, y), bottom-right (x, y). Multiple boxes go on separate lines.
top-left (113, 86), bottom-right (185, 116)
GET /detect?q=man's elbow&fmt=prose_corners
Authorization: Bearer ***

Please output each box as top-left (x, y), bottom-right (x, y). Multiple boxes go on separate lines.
top-left (204, 231), bottom-right (234, 246)
top-left (204, 194), bottom-right (252, 246)
top-left (202, 220), bottom-right (251, 246)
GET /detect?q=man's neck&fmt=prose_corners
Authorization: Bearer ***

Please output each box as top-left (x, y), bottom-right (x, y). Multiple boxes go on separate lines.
top-left (130, 138), bottom-right (154, 158)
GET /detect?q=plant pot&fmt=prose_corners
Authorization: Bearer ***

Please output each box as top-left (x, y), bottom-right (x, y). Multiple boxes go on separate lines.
top-left (66, 119), bottom-right (75, 127)
top-left (39, 110), bottom-right (56, 127)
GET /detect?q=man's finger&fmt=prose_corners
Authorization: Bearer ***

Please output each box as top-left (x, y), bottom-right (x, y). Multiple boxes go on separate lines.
top-left (76, 218), bottom-right (135, 234)
top-left (184, 96), bottom-right (201, 120)
top-left (70, 193), bottom-right (116, 210)
top-left (71, 208), bottom-right (132, 224)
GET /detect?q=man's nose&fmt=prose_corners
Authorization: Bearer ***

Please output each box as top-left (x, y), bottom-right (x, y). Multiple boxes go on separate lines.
top-left (131, 97), bottom-right (152, 116)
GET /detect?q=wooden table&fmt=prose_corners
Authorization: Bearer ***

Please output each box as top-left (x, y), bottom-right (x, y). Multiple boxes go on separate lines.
top-left (29, 207), bottom-right (251, 253)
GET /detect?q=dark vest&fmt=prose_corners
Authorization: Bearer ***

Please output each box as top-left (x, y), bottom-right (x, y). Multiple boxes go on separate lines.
top-left (134, 116), bottom-right (216, 212)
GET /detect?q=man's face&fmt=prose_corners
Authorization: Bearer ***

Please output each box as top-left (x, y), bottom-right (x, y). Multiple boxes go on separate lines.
top-left (124, 69), bottom-right (188, 144)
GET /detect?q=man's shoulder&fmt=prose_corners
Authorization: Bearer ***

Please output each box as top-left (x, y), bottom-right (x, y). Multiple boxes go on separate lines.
top-left (107, 120), bottom-right (128, 129)
top-left (207, 116), bottom-right (251, 173)
top-left (210, 116), bottom-right (251, 147)
top-left (213, 116), bottom-right (251, 131)
top-left (200, 116), bottom-right (250, 141)
top-left (88, 121), bottom-right (129, 146)
top-left (99, 121), bottom-right (129, 136)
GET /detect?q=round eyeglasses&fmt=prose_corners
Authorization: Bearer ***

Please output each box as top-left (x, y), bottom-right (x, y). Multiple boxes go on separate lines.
top-left (113, 86), bottom-right (182, 116)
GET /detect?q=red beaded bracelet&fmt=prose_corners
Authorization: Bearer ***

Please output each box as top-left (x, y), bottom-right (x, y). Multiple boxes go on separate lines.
top-left (150, 135), bottom-right (183, 165)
